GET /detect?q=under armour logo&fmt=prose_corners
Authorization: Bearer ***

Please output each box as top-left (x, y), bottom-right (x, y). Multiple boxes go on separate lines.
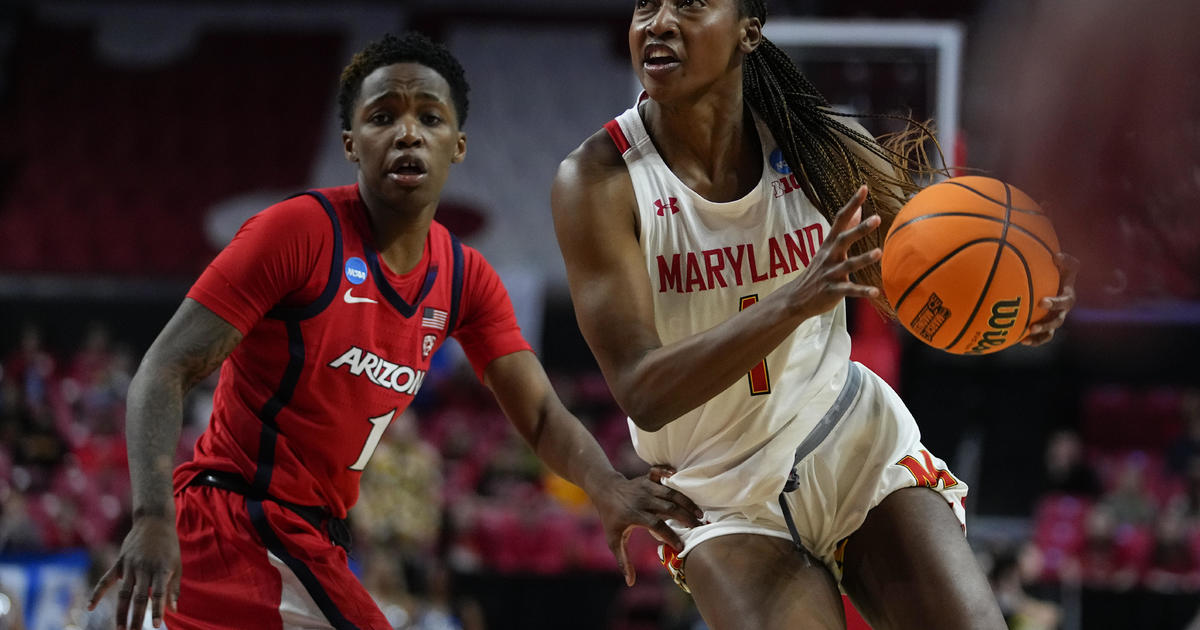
top-left (654, 197), bottom-right (680, 216)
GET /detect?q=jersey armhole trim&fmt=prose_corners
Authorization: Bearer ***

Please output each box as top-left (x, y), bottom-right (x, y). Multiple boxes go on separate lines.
top-left (447, 233), bottom-right (464, 336)
top-left (603, 119), bottom-right (632, 156)
top-left (265, 191), bottom-right (343, 321)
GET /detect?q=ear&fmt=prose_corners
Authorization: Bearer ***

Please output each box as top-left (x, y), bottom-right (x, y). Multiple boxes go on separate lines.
top-left (342, 129), bottom-right (357, 163)
top-left (739, 17), bottom-right (763, 54)
top-left (451, 131), bottom-right (467, 164)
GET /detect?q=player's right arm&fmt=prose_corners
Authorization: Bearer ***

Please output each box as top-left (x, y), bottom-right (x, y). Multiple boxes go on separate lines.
top-left (88, 299), bottom-right (241, 629)
top-left (86, 196), bottom-right (324, 629)
top-left (552, 132), bottom-right (883, 432)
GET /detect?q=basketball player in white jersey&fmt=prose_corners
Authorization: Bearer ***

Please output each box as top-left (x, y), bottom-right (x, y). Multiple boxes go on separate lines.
top-left (551, 1), bottom-right (1078, 628)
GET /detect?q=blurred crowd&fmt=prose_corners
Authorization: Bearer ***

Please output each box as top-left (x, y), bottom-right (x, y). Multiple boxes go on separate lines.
top-left (985, 392), bottom-right (1200, 630)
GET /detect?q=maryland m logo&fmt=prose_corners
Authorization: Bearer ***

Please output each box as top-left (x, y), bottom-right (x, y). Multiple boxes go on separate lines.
top-left (896, 449), bottom-right (959, 490)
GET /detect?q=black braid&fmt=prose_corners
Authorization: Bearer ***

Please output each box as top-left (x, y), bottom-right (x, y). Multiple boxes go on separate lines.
top-left (742, 31), bottom-right (946, 315)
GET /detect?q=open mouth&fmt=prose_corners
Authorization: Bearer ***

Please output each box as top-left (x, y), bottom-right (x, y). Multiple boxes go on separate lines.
top-left (643, 44), bottom-right (681, 72)
top-left (387, 155), bottom-right (428, 185)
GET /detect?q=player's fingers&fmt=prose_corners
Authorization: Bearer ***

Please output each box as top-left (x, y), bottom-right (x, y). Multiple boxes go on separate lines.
top-left (1039, 292), bottom-right (1076, 313)
top-left (610, 527), bottom-right (635, 586)
top-left (830, 214), bottom-right (881, 258)
top-left (88, 562), bottom-right (122, 610)
top-left (1055, 251), bottom-right (1081, 286)
top-left (644, 492), bottom-right (701, 527)
top-left (647, 518), bottom-right (684, 554)
top-left (829, 282), bottom-right (881, 300)
top-left (830, 185), bottom-right (869, 234)
top-left (829, 248), bottom-right (882, 278)
top-left (655, 485), bottom-right (704, 524)
top-left (128, 572), bottom-right (153, 630)
top-left (169, 572), bottom-right (181, 612)
top-left (1030, 305), bottom-right (1069, 332)
top-left (647, 465), bottom-right (676, 484)
top-left (1021, 329), bottom-right (1055, 346)
top-left (150, 569), bottom-right (171, 627)
top-left (115, 567), bottom-right (136, 630)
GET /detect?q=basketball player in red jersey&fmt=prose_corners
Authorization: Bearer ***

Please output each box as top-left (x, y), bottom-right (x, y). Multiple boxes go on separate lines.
top-left (552, 1), bottom-right (1078, 628)
top-left (88, 32), bottom-right (702, 630)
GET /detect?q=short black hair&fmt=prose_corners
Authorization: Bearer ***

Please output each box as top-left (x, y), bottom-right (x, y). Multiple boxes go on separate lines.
top-left (739, 0), bottom-right (767, 21)
top-left (337, 32), bottom-right (470, 131)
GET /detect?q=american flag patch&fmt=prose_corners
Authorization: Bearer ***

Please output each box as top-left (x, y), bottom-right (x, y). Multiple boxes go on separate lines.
top-left (421, 307), bottom-right (448, 330)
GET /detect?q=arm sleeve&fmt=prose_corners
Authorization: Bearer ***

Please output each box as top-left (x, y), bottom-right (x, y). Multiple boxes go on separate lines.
top-left (186, 197), bottom-right (332, 335)
top-left (452, 247), bottom-right (534, 381)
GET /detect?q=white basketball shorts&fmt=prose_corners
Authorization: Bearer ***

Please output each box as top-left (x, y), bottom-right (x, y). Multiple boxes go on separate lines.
top-left (668, 362), bottom-right (968, 582)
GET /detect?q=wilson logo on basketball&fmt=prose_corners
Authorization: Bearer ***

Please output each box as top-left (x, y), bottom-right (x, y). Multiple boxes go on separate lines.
top-left (966, 298), bottom-right (1022, 355)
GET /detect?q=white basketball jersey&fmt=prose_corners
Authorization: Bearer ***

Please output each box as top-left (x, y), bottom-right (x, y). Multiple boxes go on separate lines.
top-left (604, 102), bottom-right (853, 508)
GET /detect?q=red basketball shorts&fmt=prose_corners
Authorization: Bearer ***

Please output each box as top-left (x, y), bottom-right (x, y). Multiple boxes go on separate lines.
top-left (163, 485), bottom-right (389, 629)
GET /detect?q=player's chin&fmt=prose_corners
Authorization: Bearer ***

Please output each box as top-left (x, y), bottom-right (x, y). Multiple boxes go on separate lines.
top-left (637, 74), bottom-right (682, 103)
top-left (368, 185), bottom-right (422, 214)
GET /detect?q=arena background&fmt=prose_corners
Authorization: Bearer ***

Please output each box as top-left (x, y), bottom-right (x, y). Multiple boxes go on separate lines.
top-left (0, 1), bottom-right (1197, 628)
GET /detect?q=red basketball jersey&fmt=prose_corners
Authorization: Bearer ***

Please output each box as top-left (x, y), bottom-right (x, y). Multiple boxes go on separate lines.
top-left (176, 185), bottom-right (528, 518)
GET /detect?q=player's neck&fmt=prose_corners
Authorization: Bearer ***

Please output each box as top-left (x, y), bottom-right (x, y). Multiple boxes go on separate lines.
top-left (373, 220), bottom-right (430, 276)
top-left (359, 193), bottom-right (435, 275)
top-left (643, 86), bottom-right (760, 201)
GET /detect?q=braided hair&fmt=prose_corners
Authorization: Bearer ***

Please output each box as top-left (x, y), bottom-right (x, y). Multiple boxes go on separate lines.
top-left (739, 1), bottom-right (945, 314)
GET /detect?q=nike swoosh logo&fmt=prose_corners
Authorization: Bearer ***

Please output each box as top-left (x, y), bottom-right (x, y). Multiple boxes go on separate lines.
top-left (343, 288), bottom-right (378, 304)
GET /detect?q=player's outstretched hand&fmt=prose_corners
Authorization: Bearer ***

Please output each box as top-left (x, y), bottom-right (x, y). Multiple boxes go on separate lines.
top-left (592, 469), bottom-right (703, 586)
top-left (786, 185), bottom-right (883, 320)
top-left (1022, 252), bottom-right (1080, 346)
top-left (88, 515), bottom-right (181, 629)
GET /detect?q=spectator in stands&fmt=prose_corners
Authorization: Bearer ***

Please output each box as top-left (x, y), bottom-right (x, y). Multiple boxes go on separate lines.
top-left (1067, 504), bottom-right (1143, 591)
top-left (1042, 429), bottom-right (1102, 498)
top-left (1182, 455), bottom-right (1200, 519)
top-left (2, 324), bottom-right (55, 416)
top-left (0, 485), bottom-right (42, 552)
top-left (1143, 505), bottom-right (1200, 592)
top-left (353, 407), bottom-right (444, 613)
top-left (1099, 455), bottom-right (1157, 527)
top-left (987, 544), bottom-right (1060, 630)
top-left (1168, 389), bottom-right (1200, 476)
top-left (66, 322), bottom-right (115, 388)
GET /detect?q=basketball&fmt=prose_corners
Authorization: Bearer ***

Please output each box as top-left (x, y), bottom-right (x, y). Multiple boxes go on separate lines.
top-left (881, 176), bottom-right (1061, 355)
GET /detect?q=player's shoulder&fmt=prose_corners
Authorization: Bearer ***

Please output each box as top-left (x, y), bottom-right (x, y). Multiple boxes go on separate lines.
top-left (253, 185), bottom-right (356, 233)
top-left (553, 125), bottom-right (636, 223)
top-left (428, 220), bottom-right (486, 271)
top-left (556, 126), bottom-right (630, 189)
top-left (256, 189), bottom-right (332, 225)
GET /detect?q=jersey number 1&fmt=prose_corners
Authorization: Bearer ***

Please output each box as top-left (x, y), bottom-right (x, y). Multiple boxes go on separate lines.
top-left (739, 295), bottom-right (771, 396)
top-left (349, 409), bottom-right (395, 471)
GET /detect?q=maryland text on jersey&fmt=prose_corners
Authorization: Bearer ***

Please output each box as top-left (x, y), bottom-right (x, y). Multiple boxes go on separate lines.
top-left (328, 346), bottom-right (428, 396)
top-left (655, 223), bottom-right (825, 294)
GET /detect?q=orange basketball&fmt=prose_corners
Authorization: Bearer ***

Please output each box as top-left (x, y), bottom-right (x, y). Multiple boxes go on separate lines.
top-left (881, 176), bottom-right (1061, 355)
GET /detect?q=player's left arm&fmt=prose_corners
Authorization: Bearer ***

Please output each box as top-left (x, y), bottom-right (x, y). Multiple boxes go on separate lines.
top-left (483, 350), bottom-right (702, 586)
top-left (1022, 252), bottom-right (1079, 346)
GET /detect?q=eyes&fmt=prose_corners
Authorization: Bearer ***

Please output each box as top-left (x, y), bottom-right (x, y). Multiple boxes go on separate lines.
top-left (366, 110), bottom-right (445, 128)
top-left (635, 0), bottom-right (700, 10)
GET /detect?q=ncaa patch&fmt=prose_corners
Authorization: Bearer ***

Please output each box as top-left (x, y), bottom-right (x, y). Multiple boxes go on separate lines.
top-left (769, 148), bottom-right (791, 175)
top-left (344, 257), bottom-right (369, 285)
